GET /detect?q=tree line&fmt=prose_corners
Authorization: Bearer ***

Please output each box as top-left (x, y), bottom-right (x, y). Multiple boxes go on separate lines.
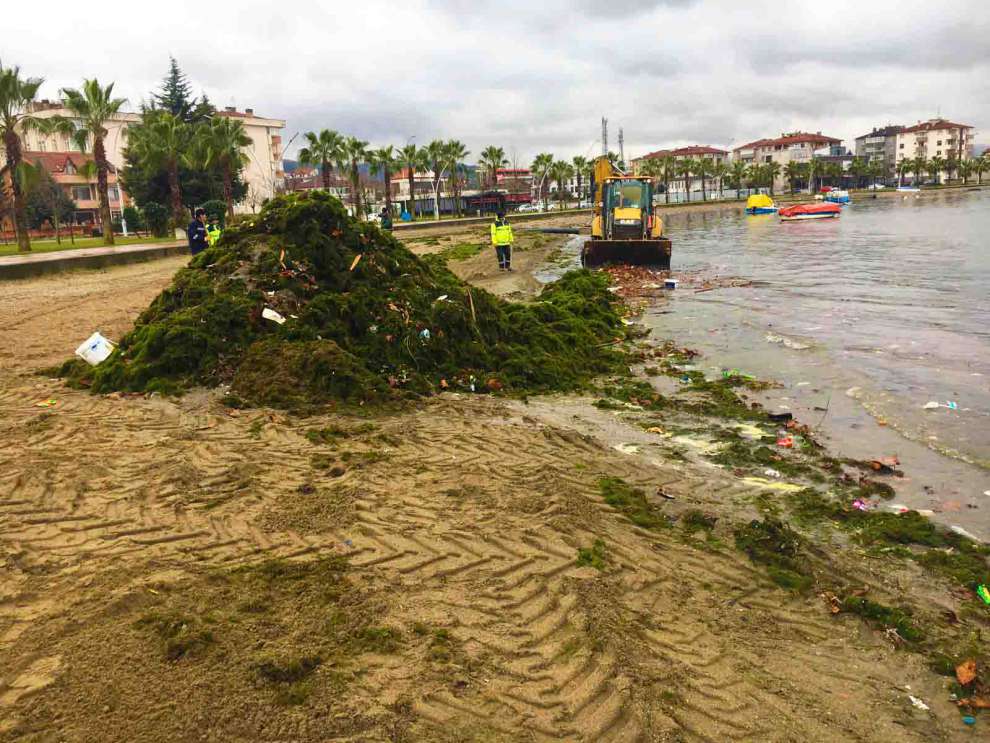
top-left (1, 58), bottom-right (253, 252)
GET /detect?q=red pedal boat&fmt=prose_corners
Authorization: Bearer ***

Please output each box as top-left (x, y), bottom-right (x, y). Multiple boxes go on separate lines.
top-left (778, 202), bottom-right (841, 221)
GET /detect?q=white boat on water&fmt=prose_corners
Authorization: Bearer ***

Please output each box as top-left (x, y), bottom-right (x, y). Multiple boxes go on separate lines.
top-left (896, 186), bottom-right (921, 192)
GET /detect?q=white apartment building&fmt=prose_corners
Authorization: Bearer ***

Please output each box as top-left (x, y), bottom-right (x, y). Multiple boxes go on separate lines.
top-left (11, 101), bottom-right (285, 214)
top-left (631, 145), bottom-right (730, 197)
top-left (894, 118), bottom-right (975, 180)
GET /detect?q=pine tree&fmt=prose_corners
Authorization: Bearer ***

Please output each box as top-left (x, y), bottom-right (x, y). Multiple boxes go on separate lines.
top-left (152, 57), bottom-right (195, 119)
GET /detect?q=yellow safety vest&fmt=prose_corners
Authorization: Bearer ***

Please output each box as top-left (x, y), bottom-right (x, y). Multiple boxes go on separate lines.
top-left (206, 225), bottom-right (221, 246)
top-left (490, 220), bottom-right (513, 246)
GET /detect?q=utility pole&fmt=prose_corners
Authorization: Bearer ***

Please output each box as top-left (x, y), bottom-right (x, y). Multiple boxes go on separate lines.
top-left (618, 128), bottom-right (625, 169)
top-left (601, 117), bottom-right (608, 158)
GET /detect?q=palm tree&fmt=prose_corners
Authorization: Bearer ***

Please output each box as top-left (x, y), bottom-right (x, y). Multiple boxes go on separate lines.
top-left (973, 156), bottom-right (986, 185)
top-left (531, 153), bottom-right (554, 211)
top-left (848, 157), bottom-right (867, 189)
top-left (694, 157), bottom-right (713, 201)
top-left (549, 160), bottom-right (574, 210)
top-left (127, 111), bottom-right (191, 225)
top-left (200, 116), bottom-right (251, 219)
top-left (298, 129), bottom-right (343, 190)
top-left (911, 156), bottom-right (927, 187)
top-left (745, 164), bottom-right (764, 196)
top-left (424, 139), bottom-right (448, 220)
top-left (784, 161), bottom-right (802, 194)
top-left (678, 158), bottom-right (694, 202)
top-left (444, 140), bottom-right (469, 217)
top-left (928, 155), bottom-right (946, 185)
top-left (337, 137), bottom-right (368, 219)
top-left (729, 160), bottom-right (748, 199)
top-left (658, 156), bottom-right (678, 204)
top-left (571, 156), bottom-right (590, 201)
top-left (0, 62), bottom-right (45, 252)
top-left (896, 159), bottom-right (911, 187)
top-left (945, 154), bottom-right (959, 183)
top-left (763, 161), bottom-right (782, 196)
top-left (479, 145), bottom-right (507, 189)
top-left (957, 159), bottom-right (973, 185)
top-left (711, 161), bottom-right (728, 200)
top-left (867, 160), bottom-right (884, 188)
top-left (399, 143), bottom-right (425, 218)
top-left (367, 145), bottom-right (398, 216)
top-left (59, 79), bottom-right (127, 245)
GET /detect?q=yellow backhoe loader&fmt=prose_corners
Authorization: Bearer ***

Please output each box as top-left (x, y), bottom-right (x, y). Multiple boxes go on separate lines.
top-left (582, 156), bottom-right (672, 268)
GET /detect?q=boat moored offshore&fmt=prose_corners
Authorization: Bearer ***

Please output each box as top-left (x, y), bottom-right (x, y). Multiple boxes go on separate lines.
top-left (778, 203), bottom-right (842, 221)
top-left (824, 189), bottom-right (850, 204)
top-left (745, 194), bottom-right (777, 214)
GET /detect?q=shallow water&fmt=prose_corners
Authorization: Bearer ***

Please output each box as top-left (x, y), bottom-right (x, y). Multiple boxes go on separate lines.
top-left (545, 190), bottom-right (990, 539)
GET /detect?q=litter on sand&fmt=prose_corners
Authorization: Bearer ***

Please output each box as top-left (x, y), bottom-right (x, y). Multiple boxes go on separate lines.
top-left (956, 660), bottom-right (977, 686)
top-left (776, 436), bottom-right (794, 448)
top-left (976, 584), bottom-right (990, 605)
top-left (950, 525), bottom-right (980, 541)
top-left (74, 331), bottom-right (116, 366)
top-left (349, 253), bottom-right (363, 271)
top-left (34, 399), bottom-right (58, 408)
top-left (923, 401), bottom-right (940, 410)
top-left (763, 468), bottom-right (782, 478)
top-left (908, 696), bottom-right (930, 712)
top-left (261, 307), bottom-right (287, 325)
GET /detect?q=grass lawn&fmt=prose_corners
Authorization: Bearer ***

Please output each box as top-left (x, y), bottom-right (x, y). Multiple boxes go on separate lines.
top-left (0, 235), bottom-right (179, 258)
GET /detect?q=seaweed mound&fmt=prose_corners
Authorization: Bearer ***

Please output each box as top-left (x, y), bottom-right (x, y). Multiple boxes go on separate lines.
top-left (60, 191), bottom-right (626, 408)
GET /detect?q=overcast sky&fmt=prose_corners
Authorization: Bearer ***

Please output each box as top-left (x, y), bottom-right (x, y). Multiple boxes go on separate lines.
top-left (4, 0), bottom-right (987, 163)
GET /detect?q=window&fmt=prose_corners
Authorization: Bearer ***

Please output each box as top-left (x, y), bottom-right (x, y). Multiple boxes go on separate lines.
top-left (108, 186), bottom-right (120, 201)
top-left (71, 185), bottom-right (92, 201)
top-left (64, 160), bottom-right (76, 175)
top-left (937, 140), bottom-right (942, 146)
top-left (899, 143), bottom-right (904, 149)
top-left (38, 140), bottom-right (47, 152)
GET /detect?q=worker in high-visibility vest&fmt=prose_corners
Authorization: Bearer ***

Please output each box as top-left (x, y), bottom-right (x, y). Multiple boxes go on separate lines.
top-left (490, 210), bottom-right (514, 271)
top-left (206, 218), bottom-right (222, 247)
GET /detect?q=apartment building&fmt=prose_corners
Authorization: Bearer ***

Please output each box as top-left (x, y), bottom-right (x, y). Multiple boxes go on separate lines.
top-left (894, 118), bottom-right (976, 179)
top-left (733, 132), bottom-right (842, 191)
top-left (630, 145), bottom-right (730, 197)
top-left (854, 125), bottom-right (904, 174)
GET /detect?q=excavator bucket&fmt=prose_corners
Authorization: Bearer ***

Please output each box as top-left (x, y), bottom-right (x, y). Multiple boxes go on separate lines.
top-left (581, 238), bottom-right (672, 269)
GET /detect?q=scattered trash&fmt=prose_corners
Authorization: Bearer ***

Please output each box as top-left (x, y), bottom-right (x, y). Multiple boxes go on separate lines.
top-left (261, 307), bottom-right (286, 325)
top-left (646, 426), bottom-right (666, 434)
top-left (908, 695), bottom-right (930, 712)
top-left (950, 525), bottom-right (980, 542)
top-left (945, 400), bottom-right (959, 410)
top-left (679, 374), bottom-right (691, 383)
top-left (34, 399), bottom-right (58, 408)
top-left (956, 660), bottom-right (978, 686)
top-left (923, 401), bottom-right (940, 410)
top-left (765, 332), bottom-right (810, 351)
top-left (776, 436), bottom-right (794, 448)
top-left (657, 487), bottom-right (675, 500)
top-left (887, 503), bottom-right (911, 513)
top-left (419, 328), bottom-right (431, 341)
top-left (852, 499), bottom-right (871, 511)
top-left (74, 331), bottom-right (116, 366)
top-left (821, 591), bottom-right (842, 614)
top-left (349, 253), bottom-right (363, 271)
top-left (977, 584), bottom-right (990, 605)
top-left (435, 294), bottom-right (448, 302)
top-left (664, 278), bottom-right (678, 290)
top-left (768, 412), bottom-right (793, 423)
top-left (763, 468), bottom-right (782, 479)
top-left (613, 443), bottom-right (640, 455)
top-left (962, 716), bottom-right (976, 726)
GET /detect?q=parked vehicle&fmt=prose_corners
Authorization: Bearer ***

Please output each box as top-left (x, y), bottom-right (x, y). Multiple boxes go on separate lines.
top-left (516, 203), bottom-right (538, 212)
top-left (866, 184), bottom-right (887, 190)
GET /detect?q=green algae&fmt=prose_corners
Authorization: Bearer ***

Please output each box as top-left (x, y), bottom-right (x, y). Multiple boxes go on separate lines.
top-left (733, 517), bottom-right (814, 592)
top-left (59, 191), bottom-right (626, 407)
top-left (597, 476), bottom-right (670, 531)
top-left (576, 539), bottom-right (608, 570)
top-left (840, 597), bottom-right (925, 643)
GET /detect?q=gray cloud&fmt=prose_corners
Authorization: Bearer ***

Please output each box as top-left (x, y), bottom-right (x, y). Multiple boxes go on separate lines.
top-left (2, 0), bottom-right (986, 165)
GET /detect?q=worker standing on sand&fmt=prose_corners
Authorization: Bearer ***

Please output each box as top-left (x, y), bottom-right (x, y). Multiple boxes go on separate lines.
top-left (187, 208), bottom-right (208, 256)
top-left (490, 210), bottom-right (514, 271)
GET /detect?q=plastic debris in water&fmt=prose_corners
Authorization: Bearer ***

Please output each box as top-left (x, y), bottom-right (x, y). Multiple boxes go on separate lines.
top-left (261, 307), bottom-right (286, 325)
top-left (962, 716), bottom-right (976, 726)
top-left (763, 468), bottom-right (782, 479)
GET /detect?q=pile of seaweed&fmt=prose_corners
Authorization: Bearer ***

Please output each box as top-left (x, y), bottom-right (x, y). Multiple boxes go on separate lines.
top-left (58, 191), bottom-right (627, 408)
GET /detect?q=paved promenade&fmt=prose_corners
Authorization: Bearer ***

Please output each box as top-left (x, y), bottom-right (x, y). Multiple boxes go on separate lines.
top-left (0, 241), bottom-right (186, 280)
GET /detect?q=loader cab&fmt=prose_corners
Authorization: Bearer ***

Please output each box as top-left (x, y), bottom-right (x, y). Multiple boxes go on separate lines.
top-left (602, 178), bottom-right (652, 240)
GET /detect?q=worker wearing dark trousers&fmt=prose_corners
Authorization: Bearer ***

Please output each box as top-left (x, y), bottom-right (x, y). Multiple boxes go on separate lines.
top-left (490, 211), bottom-right (514, 271)
top-left (187, 208), bottom-right (208, 256)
